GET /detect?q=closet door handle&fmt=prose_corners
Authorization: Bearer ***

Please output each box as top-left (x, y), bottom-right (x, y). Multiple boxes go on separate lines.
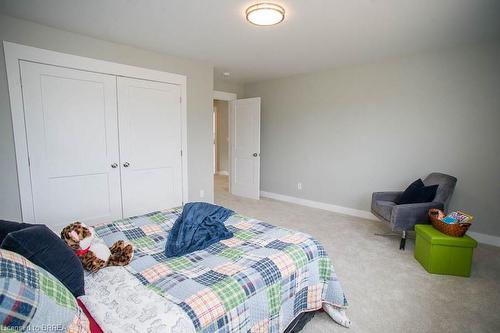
top-left (123, 162), bottom-right (130, 168)
top-left (111, 163), bottom-right (118, 168)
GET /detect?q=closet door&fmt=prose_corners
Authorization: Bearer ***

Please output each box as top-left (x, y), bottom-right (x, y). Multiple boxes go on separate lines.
top-left (117, 77), bottom-right (183, 217)
top-left (20, 61), bottom-right (122, 226)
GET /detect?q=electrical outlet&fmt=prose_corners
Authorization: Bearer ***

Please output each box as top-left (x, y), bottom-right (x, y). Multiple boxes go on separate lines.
top-left (297, 182), bottom-right (302, 190)
top-left (200, 189), bottom-right (205, 198)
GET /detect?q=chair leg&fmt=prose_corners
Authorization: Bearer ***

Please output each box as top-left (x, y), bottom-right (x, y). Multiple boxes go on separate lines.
top-left (399, 231), bottom-right (407, 250)
top-left (376, 230), bottom-right (412, 250)
top-left (374, 231), bottom-right (400, 237)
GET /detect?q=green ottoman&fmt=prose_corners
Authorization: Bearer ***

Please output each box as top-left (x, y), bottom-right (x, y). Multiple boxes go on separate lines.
top-left (414, 224), bottom-right (477, 277)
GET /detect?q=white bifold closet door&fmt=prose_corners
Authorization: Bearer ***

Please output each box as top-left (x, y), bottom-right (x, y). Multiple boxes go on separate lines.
top-left (20, 61), bottom-right (122, 225)
top-left (20, 61), bottom-right (183, 226)
top-left (117, 77), bottom-right (183, 217)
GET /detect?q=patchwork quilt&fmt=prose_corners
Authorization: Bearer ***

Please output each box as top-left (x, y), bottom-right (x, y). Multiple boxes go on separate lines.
top-left (0, 249), bottom-right (89, 333)
top-left (93, 207), bottom-right (348, 333)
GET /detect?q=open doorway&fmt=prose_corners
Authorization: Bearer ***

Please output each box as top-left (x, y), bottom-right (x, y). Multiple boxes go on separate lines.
top-left (213, 99), bottom-right (230, 193)
top-left (213, 90), bottom-right (236, 197)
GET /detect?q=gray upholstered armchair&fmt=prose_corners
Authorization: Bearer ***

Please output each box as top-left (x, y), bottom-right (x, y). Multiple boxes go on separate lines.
top-left (371, 172), bottom-right (457, 250)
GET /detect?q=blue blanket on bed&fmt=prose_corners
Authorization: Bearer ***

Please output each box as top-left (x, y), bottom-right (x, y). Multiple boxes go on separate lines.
top-left (164, 202), bottom-right (234, 257)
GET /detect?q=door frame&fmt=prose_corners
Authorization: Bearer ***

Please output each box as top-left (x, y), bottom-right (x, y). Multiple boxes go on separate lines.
top-left (4, 41), bottom-right (189, 222)
top-left (213, 90), bottom-right (237, 102)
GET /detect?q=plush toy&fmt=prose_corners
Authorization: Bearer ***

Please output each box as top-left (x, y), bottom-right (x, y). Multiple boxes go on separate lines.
top-left (61, 222), bottom-right (133, 273)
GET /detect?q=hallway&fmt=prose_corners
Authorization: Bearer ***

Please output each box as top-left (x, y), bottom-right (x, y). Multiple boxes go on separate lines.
top-left (214, 174), bottom-right (229, 193)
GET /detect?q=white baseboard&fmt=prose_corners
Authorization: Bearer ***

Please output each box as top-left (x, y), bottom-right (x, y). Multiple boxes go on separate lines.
top-left (260, 191), bottom-right (377, 221)
top-left (216, 170), bottom-right (229, 176)
top-left (467, 231), bottom-right (500, 247)
top-left (260, 191), bottom-right (500, 247)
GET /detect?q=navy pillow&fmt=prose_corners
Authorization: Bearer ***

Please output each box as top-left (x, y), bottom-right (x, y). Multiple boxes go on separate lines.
top-left (420, 184), bottom-right (439, 203)
top-left (0, 225), bottom-right (85, 297)
top-left (0, 220), bottom-right (35, 245)
top-left (397, 179), bottom-right (438, 205)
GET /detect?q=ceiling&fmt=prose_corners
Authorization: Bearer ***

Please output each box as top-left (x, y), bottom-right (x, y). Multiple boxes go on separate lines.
top-left (1, 0), bottom-right (499, 83)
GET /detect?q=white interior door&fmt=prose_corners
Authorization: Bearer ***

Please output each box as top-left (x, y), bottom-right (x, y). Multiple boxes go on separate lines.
top-left (20, 61), bottom-right (122, 226)
top-left (230, 97), bottom-right (261, 199)
top-left (117, 77), bottom-right (183, 217)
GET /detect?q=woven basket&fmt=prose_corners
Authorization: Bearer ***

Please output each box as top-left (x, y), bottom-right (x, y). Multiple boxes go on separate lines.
top-left (428, 208), bottom-right (471, 237)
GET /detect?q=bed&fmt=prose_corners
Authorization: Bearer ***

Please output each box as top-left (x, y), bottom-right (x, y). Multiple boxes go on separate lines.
top-left (78, 207), bottom-right (348, 332)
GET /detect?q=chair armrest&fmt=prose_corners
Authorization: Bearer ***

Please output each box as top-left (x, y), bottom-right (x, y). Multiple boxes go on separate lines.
top-left (372, 191), bottom-right (402, 202)
top-left (391, 202), bottom-right (444, 231)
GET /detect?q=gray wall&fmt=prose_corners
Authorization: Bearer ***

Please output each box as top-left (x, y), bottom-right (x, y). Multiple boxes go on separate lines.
top-left (214, 100), bottom-right (229, 173)
top-left (245, 40), bottom-right (500, 237)
top-left (214, 78), bottom-right (244, 97)
top-left (0, 14), bottom-right (214, 221)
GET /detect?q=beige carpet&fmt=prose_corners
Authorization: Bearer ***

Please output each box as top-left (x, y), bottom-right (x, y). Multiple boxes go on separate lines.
top-left (214, 175), bottom-right (500, 333)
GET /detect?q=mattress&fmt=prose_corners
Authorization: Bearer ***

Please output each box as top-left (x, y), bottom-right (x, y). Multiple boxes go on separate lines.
top-left (80, 207), bottom-right (348, 332)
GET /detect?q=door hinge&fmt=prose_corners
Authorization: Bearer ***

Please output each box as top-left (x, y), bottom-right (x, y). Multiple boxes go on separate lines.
top-left (27, 156), bottom-right (30, 167)
top-left (180, 150), bottom-right (183, 156)
top-left (180, 96), bottom-right (182, 103)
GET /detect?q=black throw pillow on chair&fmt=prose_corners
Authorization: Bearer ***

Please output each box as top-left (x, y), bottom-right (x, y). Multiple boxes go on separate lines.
top-left (396, 179), bottom-right (438, 205)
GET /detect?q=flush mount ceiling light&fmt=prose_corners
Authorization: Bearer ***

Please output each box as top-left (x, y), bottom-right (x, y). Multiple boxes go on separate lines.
top-left (246, 3), bottom-right (285, 26)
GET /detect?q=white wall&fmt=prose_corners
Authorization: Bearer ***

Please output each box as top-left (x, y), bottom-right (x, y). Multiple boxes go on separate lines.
top-left (245, 40), bottom-right (500, 237)
top-left (0, 14), bottom-right (214, 221)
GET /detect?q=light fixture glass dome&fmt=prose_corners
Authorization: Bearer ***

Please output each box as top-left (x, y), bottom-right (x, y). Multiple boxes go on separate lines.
top-left (246, 3), bottom-right (285, 26)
